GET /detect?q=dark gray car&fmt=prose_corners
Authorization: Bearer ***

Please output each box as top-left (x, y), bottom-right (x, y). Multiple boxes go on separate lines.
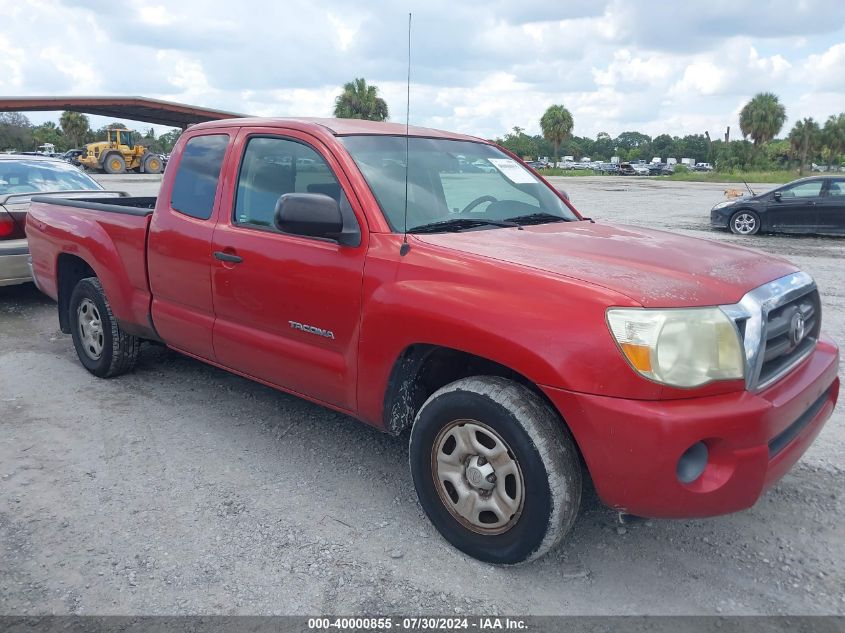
top-left (710, 176), bottom-right (845, 236)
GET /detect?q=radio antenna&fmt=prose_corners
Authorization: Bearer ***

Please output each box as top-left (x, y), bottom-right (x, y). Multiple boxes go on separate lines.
top-left (400, 12), bottom-right (412, 256)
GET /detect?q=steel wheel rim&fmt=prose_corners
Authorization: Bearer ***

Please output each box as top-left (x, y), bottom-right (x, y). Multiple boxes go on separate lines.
top-left (431, 419), bottom-right (525, 535)
top-left (77, 298), bottom-right (104, 360)
top-left (733, 213), bottom-right (756, 234)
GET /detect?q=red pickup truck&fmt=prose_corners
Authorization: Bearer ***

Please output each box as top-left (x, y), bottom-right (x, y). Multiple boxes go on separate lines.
top-left (26, 118), bottom-right (839, 564)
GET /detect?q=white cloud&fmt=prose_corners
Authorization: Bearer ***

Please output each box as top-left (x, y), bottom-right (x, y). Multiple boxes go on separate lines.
top-left (592, 49), bottom-right (676, 91)
top-left (804, 43), bottom-right (845, 90)
top-left (0, 34), bottom-right (25, 91)
top-left (137, 6), bottom-right (172, 26)
top-left (39, 47), bottom-right (100, 92)
top-left (670, 61), bottom-right (728, 97)
top-left (748, 47), bottom-right (791, 76)
top-left (1, 0), bottom-right (844, 142)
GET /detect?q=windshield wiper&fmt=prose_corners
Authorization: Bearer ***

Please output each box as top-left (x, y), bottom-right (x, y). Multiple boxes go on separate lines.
top-left (502, 212), bottom-right (569, 226)
top-left (408, 218), bottom-right (521, 234)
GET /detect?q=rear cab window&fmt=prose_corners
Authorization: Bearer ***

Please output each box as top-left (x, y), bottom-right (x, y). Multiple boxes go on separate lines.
top-left (170, 134), bottom-right (229, 220)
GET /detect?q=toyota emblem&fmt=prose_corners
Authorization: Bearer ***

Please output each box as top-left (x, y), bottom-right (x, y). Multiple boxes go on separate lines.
top-left (789, 311), bottom-right (806, 346)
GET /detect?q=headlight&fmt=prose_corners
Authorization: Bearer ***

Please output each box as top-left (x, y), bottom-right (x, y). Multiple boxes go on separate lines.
top-left (712, 200), bottom-right (734, 210)
top-left (606, 308), bottom-right (744, 387)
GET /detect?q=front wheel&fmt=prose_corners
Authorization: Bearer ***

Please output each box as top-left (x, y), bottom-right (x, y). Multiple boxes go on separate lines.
top-left (729, 209), bottom-right (761, 235)
top-left (102, 153), bottom-right (126, 174)
top-left (409, 376), bottom-right (582, 564)
top-left (69, 277), bottom-right (140, 377)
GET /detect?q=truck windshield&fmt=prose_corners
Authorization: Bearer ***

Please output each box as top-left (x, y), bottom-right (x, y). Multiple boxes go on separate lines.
top-left (339, 136), bottom-right (577, 232)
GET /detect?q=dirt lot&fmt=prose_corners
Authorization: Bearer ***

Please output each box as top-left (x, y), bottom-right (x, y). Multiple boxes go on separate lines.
top-left (1, 175), bottom-right (843, 615)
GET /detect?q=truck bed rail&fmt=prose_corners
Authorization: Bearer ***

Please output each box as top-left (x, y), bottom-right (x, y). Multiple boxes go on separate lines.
top-left (30, 195), bottom-right (157, 217)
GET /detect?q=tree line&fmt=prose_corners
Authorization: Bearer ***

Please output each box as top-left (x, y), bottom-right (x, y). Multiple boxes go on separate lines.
top-left (0, 111), bottom-right (182, 155)
top-left (5, 85), bottom-right (843, 175)
top-left (328, 81), bottom-right (845, 174)
top-left (517, 93), bottom-right (845, 174)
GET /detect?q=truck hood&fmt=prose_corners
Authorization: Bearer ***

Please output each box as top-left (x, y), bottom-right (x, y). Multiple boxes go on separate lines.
top-left (414, 221), bottom-right (798, 307)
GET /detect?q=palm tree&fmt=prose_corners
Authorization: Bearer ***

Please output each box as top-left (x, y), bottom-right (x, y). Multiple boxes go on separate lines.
top-left (539, 105), bottom-right (574, 164)
top-left (739, 93), bottom-right (786, 148)
top-left (821, 113), bottom-right (845, 169)
top-left (788, 118), bottom-right (820, 176)
top-left (333, 78), bottom-right (389, 121)
top-left (59, 111), bottom-right (90, 149)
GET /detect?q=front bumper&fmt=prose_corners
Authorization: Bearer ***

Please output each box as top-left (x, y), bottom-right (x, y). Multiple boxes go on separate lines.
top-left (710, 207), bottom-right (732, 229)
top-left (0, 238), bottom-right (32, 287)
top-left (542, 336), bottom-right (839, 518)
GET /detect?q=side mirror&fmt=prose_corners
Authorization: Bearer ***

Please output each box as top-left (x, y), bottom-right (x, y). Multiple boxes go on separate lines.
top-left (555, 187), bottom-right (569, 200)
top-left (274, 193), bottom-right (343, 241)
top-left (773, 191), bottom-right (782, 201)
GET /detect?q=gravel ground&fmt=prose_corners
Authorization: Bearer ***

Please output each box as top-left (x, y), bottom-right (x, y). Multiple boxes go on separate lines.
top-left (1, 174), bottom-right (843, 615)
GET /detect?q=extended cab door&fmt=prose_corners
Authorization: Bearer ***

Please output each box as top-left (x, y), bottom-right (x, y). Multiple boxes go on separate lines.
top-left (148, 131), bottom-right (233, 360)
top-left (210, 129), bottom-right (368, 410)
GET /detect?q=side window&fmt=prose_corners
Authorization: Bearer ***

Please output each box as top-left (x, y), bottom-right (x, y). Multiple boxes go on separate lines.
top-left (234, 136), bottom-right (341, 228)
top-left (781, 181), bottom-right (822, 198)
top-left (170, 134), bottom-right (229, 220)
top-left (828, 180), bottom-right (845, 197)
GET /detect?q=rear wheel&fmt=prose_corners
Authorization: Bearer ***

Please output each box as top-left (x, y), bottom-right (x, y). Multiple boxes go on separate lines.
top-left (143, 153), bottom-right (163, 174)
top-left (409, 376), bottom-right (581, 564)
top-left (729, 209), bottom-right (761, 235)
top-left (69, 277), bottom-right (140, 377)
top-left (102, 153), bottom-right (126, 174)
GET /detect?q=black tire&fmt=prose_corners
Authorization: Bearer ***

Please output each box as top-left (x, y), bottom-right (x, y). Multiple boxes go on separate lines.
top-left (409, 376), bottom-right (582, 564)
top-left (143, 153), bottom-right (163, 174)
top-left (729, 209), bottom-right (761, 235)
top-left (68, 277), bottom-right (140, 378)
top-left (102, 153), bottom-right (126, 174)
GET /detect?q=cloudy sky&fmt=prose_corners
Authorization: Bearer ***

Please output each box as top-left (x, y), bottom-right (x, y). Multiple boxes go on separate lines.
top-left (2, 0), bottom-right (845, 140)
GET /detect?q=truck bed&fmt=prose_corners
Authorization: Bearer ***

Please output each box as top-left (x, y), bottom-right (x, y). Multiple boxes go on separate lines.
top-left (27, 196), bottom-right (157, 338)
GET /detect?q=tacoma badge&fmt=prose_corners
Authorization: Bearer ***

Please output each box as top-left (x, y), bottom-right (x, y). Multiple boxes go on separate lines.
top-left (289, 320), bottom-right (335, 339)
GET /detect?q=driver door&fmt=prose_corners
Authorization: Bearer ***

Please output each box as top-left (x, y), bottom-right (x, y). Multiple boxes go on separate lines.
top-left (766, 180), bottom-right (822, 233)
top-left (210, 129), bottom-right (368, 411)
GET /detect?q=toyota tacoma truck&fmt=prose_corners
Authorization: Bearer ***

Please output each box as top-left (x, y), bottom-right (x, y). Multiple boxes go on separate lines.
top-left (26, 118), bottom-right (839, 564)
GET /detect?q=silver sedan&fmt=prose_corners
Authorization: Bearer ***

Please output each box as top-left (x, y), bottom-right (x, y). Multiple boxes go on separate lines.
top-left (0, 154), bottom-right (111, 287)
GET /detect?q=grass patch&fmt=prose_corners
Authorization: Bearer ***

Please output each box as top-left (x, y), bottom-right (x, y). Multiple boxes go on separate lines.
top-left (538, 168), bottom-right (803, 183)
top-left (666, 170), bottom-right (796, 184)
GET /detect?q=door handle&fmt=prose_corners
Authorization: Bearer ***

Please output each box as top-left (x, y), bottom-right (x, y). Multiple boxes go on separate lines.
top-left (213, 250), bottom-right (243, 263)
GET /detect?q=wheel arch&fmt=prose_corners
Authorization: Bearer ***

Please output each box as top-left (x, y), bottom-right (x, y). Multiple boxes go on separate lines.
top-left (56, 253), bottom-right (96, 333)
top-left (382, 344), bottom-right (588, 471)
top-left (730, 206), bottom-right (762, 220)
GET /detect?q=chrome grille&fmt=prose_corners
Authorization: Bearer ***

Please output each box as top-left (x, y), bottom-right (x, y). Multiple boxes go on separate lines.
top-left (758, 290), bottom-right (820, 387)
top-left (721, 271), bottom-right (819, 392)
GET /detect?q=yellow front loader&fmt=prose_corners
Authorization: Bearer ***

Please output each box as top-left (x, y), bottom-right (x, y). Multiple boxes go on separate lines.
top-left (78, 129), bottom-right (163, 174)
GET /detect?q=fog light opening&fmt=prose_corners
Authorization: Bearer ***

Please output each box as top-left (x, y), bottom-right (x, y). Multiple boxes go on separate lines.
top-left (677, 441), bottom-right (709, 484)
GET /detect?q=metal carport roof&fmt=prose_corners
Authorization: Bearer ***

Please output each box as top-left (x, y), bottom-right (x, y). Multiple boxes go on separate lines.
top-left (0, 96), bottom-right (246, 129)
